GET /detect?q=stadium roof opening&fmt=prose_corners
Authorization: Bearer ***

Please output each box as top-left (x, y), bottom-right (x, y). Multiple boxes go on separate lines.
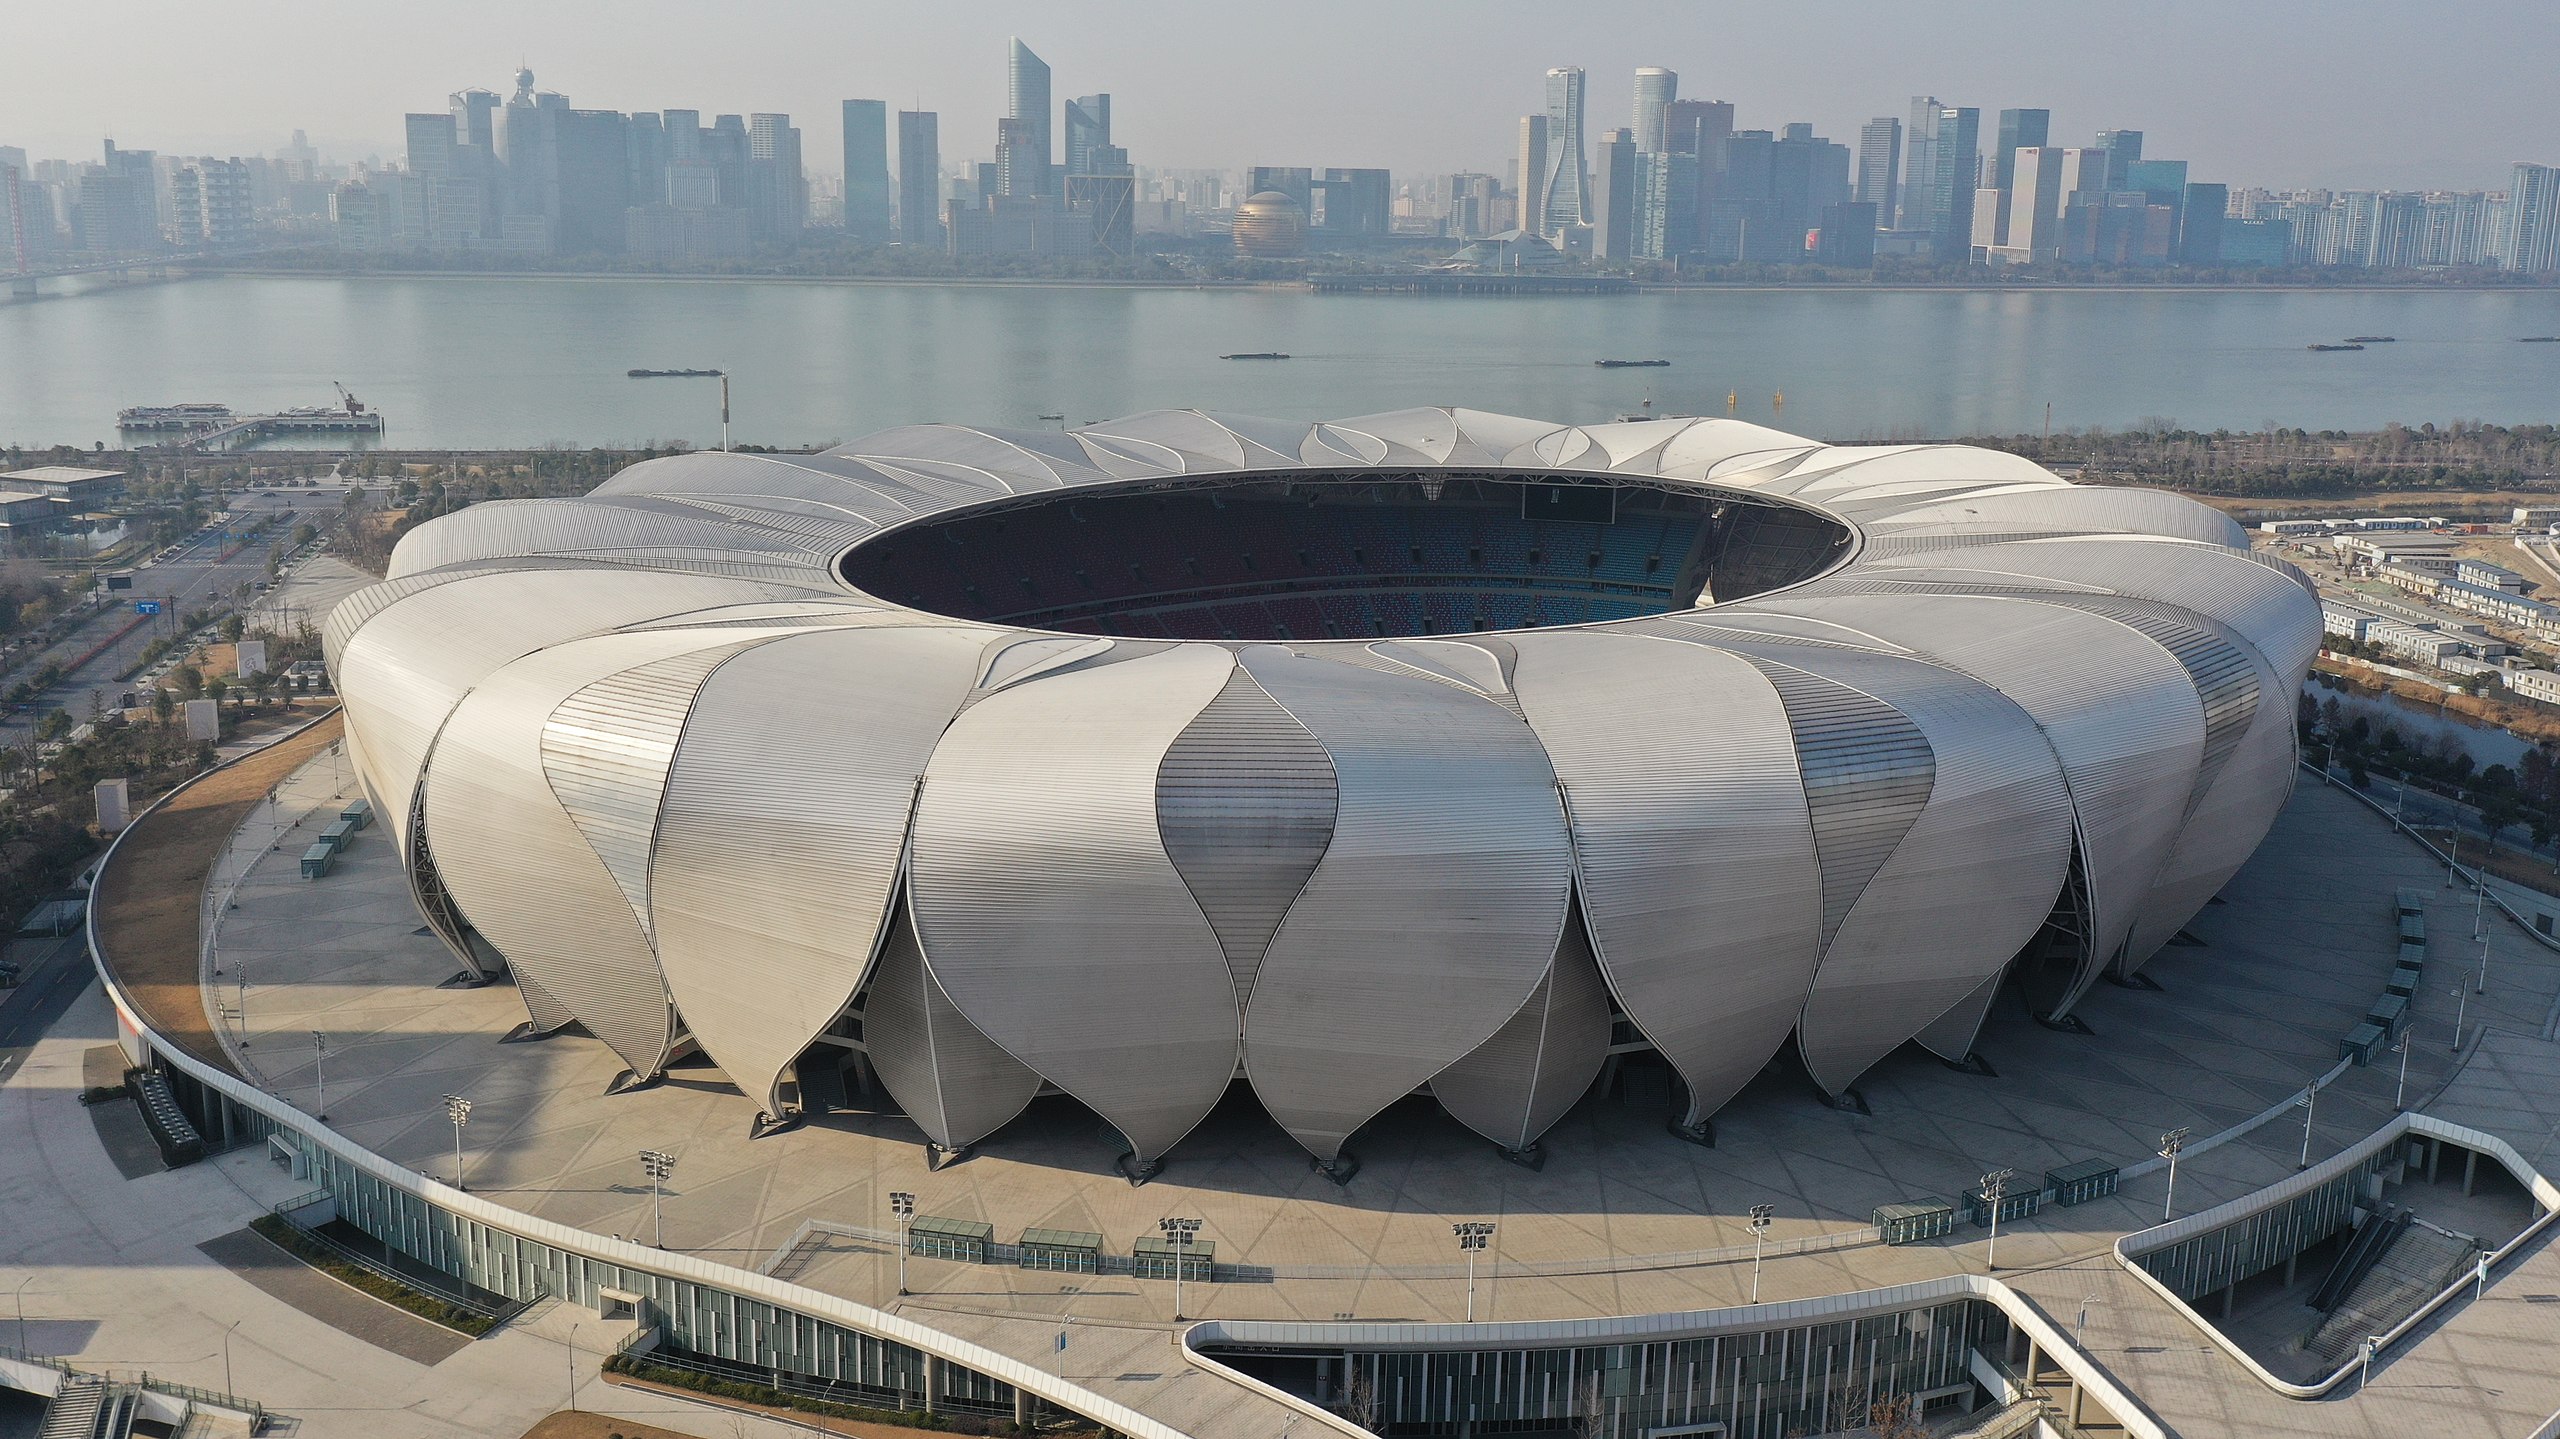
top-left (834, 473), bottom-right (1853, 640)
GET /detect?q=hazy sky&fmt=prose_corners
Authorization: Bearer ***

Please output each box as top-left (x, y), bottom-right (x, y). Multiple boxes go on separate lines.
top-left (13, 0), bottom-right (2556, 191)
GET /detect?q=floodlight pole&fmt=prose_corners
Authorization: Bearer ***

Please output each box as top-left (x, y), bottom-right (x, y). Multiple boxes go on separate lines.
top-left (2477, 930), bottom-right (2491, 995)
top-left (1160, 1216), bottom-right (1201, 1322)
top-left (310, 1031), bottom-right (327, 1120)
top-left (443, 1094), bottom-right (471, 1189)
top-left (2395, 1034), bottom-right (2411, 1111)
top-left (639, 1149), bottom-right (676, 1248)
top-left (890, 1190), bottom-right (915, 1296)
top-left (2158, 1128), bottom-right (2189, 1223)
top-left (2453, 985), bottom-right (2470, 1052)
top-left (1748, 1205), bottom-right (1774, 1304)
top-left (1452, 1222), bottom-right (1494, 1322)
top-left (1979, 1169), bottom-right (2016, 1273)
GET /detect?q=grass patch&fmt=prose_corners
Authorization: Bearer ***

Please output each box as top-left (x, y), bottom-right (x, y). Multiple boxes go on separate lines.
top-left (248, 1213), bottom-right (496, 1336)
top-left (604, 1353), bottom-right (1075, 1436)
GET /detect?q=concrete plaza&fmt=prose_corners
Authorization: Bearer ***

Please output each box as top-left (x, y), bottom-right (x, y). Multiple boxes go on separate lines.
top-left (204, 753), bottom-right (2560, 1336)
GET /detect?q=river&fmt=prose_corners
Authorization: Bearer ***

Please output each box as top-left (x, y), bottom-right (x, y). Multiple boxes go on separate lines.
top-left (6, 275), bottom-right (2560, 450)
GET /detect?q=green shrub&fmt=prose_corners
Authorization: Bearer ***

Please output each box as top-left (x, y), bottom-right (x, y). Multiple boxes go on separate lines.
top-left (248, 1214), bottom-right (496, 1335)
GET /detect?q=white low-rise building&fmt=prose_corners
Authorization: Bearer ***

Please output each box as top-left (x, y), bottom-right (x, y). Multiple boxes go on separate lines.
top-left (2457, 559), bottom-right (2528, 593)
top-left (2510, 668), bottom-right (2560, 705)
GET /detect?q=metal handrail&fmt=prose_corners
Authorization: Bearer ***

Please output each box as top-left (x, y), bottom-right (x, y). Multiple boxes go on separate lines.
top-left (0, 1344), bottom-right (263, 1423)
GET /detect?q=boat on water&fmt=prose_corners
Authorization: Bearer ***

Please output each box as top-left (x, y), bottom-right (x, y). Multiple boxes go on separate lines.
top-left (2345, 335), bottom-right (2396, 343)
top-left (2307, 343), bottom-right (2367, 352)
top-left (627, 367), bottom-right (725, 378)
top-left (2523, 336), bottom-right (2560, 344)
top-left (1219, 352), bottom-right (1290, 360)
top-left (1595, 358), bottom-right (1671, 368)
top-left (117, 402), bottom-right (233, 430)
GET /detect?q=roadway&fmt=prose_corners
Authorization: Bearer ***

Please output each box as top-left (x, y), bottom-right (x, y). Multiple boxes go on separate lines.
top-left (0, 485), bottom-right (344, 746)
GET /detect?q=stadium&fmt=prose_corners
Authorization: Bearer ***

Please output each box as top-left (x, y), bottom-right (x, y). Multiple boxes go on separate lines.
top-left (326, 406), bottom-right (2320, 1177)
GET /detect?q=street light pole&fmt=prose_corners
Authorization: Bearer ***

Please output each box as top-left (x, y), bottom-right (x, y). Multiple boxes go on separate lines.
top-left (639, 1149), bottom-right (676, 1248)
top-left (2453, 985), bottom-right (2470, 1052)
top-left (2395, 1033), bottom-right (2411, 1110)
top-left (310, 1030), bottom-right (327, 1120)
top-left (567, 1321), bottom-right (584, 1412)
top-left (2360, 1335), bottom-right (2380, 1394)
top-left (223, 1319), bottom-right (239, 1395)
top-left (2157, 1128), bottom-right (2190, 1223)
top-left (14, 1275), bottom-right (31, 1352)
top-left (2478, 930), bottom-right (2492, 996)
top-left (443, 1093), bottom-right (471, 1190)
top-left (1452, 1222), bottom-right (1494, 1322)
top-left (1979, 1169), bottom-right (2016, 1273)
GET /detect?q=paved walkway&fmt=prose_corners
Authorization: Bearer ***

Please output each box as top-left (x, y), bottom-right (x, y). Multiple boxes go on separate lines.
top-left (0, 985), bottom-right (903, 1439)
top-left (202, 767), bottom-right (2531, 1337)
top-left (195, 1228), bottom-right (472, 1365)
top-left (89, 711), bottom-right (343, 1076)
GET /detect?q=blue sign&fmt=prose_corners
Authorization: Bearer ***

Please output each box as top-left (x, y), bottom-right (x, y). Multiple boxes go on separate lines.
top-left (135, 600), bottom-right (162, 615)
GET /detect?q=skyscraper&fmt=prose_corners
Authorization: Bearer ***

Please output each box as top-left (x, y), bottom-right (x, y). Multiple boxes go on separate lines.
top-left (2178, 182), bottom-right (2227, 265)
top-left (2507, 163), bottom-right (2560, 273)
top-left (842, 100), bottom-right (891, 242)
top-left (1006, 38), bottom-right (1053, 197)
top-left (1928, 105), bottom-right (1980, 260)
top-left (1632, 67), bottom-right (1678, 154)
top-left (996, 118), bottom-right (1041, 199)
top-left (1993, 108), bottom-right (2049, 191)
top-left (1900, 97), bottom-right (1943, 235)
top-left (748, 113), bottom-right (805, 241)
top-left (2002, 146), bottom-right (2063, 256)
top-left (1540, 67), bottom-right (1591, 237)
top-left (897, 109), bottom-right (941, 247)
top-left (1855, 117), bottom-right (1901, 225)
top-left (2097, 130), bottom-right (2144, 192)
top-left (1063, 94), bottom-right (1111, 178)
top-left (1515, 114), bottom-right (1548, 237)
top-left (1593, 128), bottom-right (1636, 260)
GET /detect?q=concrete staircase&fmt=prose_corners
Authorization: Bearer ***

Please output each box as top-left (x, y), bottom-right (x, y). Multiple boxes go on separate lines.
top-left (33, 1374), bottom-right (140, 1439)
top-left (36, 1375), bottom-right (103, 1439)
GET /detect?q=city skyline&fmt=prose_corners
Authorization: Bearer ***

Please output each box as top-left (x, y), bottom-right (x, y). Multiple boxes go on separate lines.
top-left (11, 0), bottom-right (2557, 191)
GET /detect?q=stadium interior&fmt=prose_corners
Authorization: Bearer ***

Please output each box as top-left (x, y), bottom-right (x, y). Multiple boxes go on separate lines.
top-left (838, 474), bottom-right (1854, 639)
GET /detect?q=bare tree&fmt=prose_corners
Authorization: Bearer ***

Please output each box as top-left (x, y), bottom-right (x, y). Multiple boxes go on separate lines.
top-left (1338, 1363), bottom-right (1379, 1436)
top-left (1575, 1370), bottom-right (1607, 1439)
top-left (1861, 1389), bottom-right (1926, 1439)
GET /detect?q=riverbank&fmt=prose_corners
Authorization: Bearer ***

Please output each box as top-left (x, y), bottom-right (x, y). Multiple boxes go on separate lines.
top-left (181, 264), bottom-right (2560, 296)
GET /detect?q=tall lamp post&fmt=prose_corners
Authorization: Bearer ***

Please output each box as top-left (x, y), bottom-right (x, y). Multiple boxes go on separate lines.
top-left (639, 1149), bottom-right (676, 1248)
top-left (1159, 1216), bottom-right (1202, 1322)
top-left (1452, 1222), bottom-right (1494, 1322)
top-left (2477, 930), bottom-right (2492, 996)
top-left (2296, 1086), bottom-right (2317, 1170)
top-left (2394, 1032), bottom-right (2413, 1111)
top-left (1979, 1169), bottom-right (2017, 1273)
top-left (889, 1190), bottom-right (915, 1296)
top-left (13, 1275), bottom-right (32, 1352)
top-left (222, 1318), bottom-right (240, 1396)
top-left (1747, 1205), bottom-right (1775, 1303)
top-left (2157, 1128), bottom-right (2190, 1223)
top-left (309, 1031), bottom-right (328, 1120)
top-left (627, 370), bottom-right (731, 452)
top-left (2453, 985), bottom-right (2471, 1053)
top-left (442, 1094), bottom-right (472, 1190)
